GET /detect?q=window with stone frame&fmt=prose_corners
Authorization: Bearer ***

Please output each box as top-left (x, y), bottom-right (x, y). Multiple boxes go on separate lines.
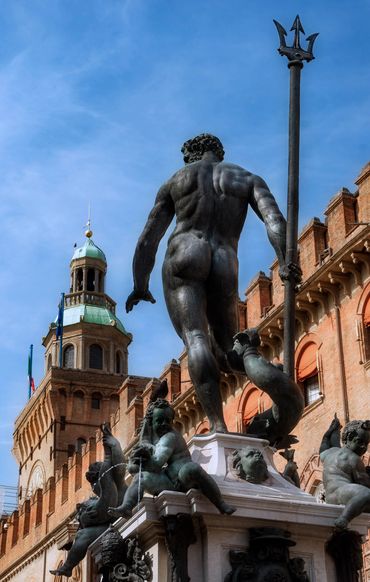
top-left (63, 344), bottom-right (75, 368)
top-left (115, 350), bottom-right (122, 374)
top-left (241, 387), bottom-right (271, 431)
top-left (75, 437), bottom-right (86, 453)
top-left (302, 374), bottom-right (320, 407)
top-left (89, 344), bottom-right (103, 369)
top-left (91, 392), bottom-right (102, 410)
top-left (87, 268), bottom-right (95, 291)
top-left (296, 341), bottom-right (321, 407)
top-left (76, 268), bottom-right (83, 291)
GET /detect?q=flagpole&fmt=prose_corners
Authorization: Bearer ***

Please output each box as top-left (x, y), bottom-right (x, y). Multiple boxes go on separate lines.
top-left (273, 16), bottom-right (318, 378)
top-left (28, 344), bottom-right (34, 399)
top-left (57, 292), bottom-right (65, 368)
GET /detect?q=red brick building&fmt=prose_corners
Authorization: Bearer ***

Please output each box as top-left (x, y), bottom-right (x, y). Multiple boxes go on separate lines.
top-left (0, 162), bottom-right (369, 581)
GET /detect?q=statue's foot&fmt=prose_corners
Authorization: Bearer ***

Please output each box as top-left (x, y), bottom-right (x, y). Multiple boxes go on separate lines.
top-left (50, 566), bottom-right (73, 577)
top-left (208, 419), bottom-right (228, 434)
top-left (108, 505), bottom-right (132, 519)
top-left (333, 516), bottom-right (349, 531)
top-left (218, 501), bottom-right (236, 515)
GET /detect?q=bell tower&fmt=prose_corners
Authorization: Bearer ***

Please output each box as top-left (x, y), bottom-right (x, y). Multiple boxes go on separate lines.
top-left (43, 227), bottom-right (130, 374)
top-left (12, 229), bottom-right (132, 504)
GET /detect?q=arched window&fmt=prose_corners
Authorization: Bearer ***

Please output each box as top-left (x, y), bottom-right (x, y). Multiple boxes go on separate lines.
top-left (63, 345), bottom-right (75, 369)
top-left (91, 392), bottom-right (102, 410)
top-left (195, 420), bottom-right (209, 435)
top-left (115, 351), bottom-right (122, 374)
top-left (76, 268), bottom-right (83, 291)
top-left (296, 342), bottom-right (321, 406)
top-left (73, 390), bottom-right (84, 399)
top-left (75, 437), bottom-right (86, 453)
top-left (47, 353), bottom-right (52, 370)
top-left (89, 344), bottom-right (103, 369)
top-left (239, 385), bottom-right (272, 433)
top-left (363, 295), bottom-right (370, 361)
top-left (87, 268), bottom-right (95, 291)
top-left (242, 389), bottom-right (260, 430)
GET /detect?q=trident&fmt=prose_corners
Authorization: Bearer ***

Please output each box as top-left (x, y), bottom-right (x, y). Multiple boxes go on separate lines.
top-left (273, 15), bottom-right (318, 379)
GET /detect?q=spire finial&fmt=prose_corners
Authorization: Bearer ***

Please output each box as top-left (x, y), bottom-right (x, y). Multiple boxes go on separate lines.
top-left (85, 203), bottom-right (93, 238)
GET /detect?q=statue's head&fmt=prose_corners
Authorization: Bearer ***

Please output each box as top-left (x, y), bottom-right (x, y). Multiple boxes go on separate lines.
top-left (86, 461), bottom-right (103, 494)
top-left (342, 420), bottom-right (370, 456)
top-left (232, 446), bottom-right (269, 484)
top-left (151, 399), bottom-right (175, 437)
top-left (181, 133), bottom-right (224, 164)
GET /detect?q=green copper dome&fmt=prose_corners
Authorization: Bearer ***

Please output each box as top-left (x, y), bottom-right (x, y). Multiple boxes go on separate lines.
top-left (71, 238), bottom-right (106, 263)
top-left (55, 305), bottom-right (127, 334)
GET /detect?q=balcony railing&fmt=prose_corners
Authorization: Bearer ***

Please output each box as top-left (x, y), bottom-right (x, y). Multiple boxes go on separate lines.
top-left (64, 291), bottom-right (116, 313)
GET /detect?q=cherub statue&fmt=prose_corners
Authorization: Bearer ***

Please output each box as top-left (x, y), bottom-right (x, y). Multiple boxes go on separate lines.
top-left (50, 424), bottom-right (126, 578)
top-left (109, 382), bottom-right (235, 519)
top-left (320, 415), bottom-right (370, 529)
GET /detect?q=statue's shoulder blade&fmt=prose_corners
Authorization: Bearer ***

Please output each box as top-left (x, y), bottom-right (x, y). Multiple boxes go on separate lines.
top-left (167, 164), bottom-right (199, 198)
top-left (216, 162), bottom-right (253, 196)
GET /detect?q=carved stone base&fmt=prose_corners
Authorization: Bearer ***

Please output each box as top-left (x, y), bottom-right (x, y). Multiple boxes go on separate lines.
top-left (89, 434), bottom-right (369, 582)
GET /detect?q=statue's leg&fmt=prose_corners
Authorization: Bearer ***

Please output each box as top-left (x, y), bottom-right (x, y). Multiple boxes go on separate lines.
top-left (163, 259), bottom-right (226, 433)
top-left (335, 486), bottom-right (370, 529)
top-left (178, 462), bottom-right (235, 514)
top-left (207, 246), bottom-right (239, 372)
top-left (50, 527), bottom-right (107, 576)
top-left (109, 474), bottom-right (144, 518)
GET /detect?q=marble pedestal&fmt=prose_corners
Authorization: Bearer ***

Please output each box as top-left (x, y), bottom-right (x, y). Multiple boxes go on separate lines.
top-left (90, 433), bottom-right (369, 581)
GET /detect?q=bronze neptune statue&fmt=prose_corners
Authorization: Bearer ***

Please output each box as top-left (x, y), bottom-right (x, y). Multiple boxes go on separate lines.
top-left (126, 134), bottom-right (299, 433)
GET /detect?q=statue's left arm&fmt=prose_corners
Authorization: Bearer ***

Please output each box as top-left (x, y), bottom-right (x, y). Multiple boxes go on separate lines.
top-left (95, 435), bottom-right (119, 514)
top-left (319, 415), bottom-right (342, 455)
top-left (249, 175), bottom-right (286, 269)
top-left (126, 182), bottom-right (175, 312)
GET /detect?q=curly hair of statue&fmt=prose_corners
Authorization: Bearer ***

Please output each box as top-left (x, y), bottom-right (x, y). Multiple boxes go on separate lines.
top-left (181, 133), bottom-right (225, 163)
top-left (342, 420), bottom-right (370, 444)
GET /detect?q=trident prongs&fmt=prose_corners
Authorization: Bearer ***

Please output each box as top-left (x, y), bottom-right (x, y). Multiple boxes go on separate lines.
top-left (273, 15), bottom-right (318, 63)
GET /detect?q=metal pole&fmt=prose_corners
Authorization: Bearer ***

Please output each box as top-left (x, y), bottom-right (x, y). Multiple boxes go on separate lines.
top-left (284, 60), bottom-right (302, 378)
top-left (58, 292), bottom-right (65, 368)
top-left (274, 16), bottom-right (318, 378)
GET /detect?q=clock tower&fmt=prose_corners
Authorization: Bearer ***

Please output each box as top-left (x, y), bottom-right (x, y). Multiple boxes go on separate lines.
top-left (12, 230), bottom-right (132, 504)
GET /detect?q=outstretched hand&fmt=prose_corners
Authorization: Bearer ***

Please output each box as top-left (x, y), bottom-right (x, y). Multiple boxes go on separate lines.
top-left (126, 289), bottom-right (156, 313)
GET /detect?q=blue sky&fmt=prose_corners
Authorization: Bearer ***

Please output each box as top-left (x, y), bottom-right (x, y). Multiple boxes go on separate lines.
top-left (1, 0), bottom-right (369, 486)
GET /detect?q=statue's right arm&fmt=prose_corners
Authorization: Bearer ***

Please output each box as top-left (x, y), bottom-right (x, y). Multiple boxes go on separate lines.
top-left (249, 174), bottom-right (286, 268)
top-left (127, 182), bottom-right (175, 312)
